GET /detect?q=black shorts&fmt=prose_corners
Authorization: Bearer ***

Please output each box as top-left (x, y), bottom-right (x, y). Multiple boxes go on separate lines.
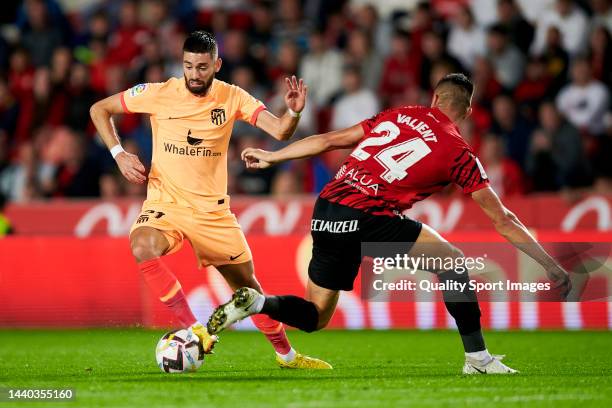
top-left (308, 197), bottom-right (422, 291)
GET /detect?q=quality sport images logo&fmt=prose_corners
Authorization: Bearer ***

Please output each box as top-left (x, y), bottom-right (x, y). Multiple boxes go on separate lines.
top-left (163, 129), bottom-right (222, 158)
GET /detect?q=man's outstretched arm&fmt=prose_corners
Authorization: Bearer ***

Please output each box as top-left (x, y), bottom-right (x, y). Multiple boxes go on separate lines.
top-left (241, 124), bottom-right (364, 169)
top-left (90, 93), bottom-right (146, 184)
top-left (471, 186), bottom-right (571, 296)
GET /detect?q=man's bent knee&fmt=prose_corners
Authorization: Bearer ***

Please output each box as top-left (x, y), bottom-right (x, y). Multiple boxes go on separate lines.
top-left (130, 228), bottom-right (169, 262)
top-left (311, 302), bottom-right (335, 331)
top-left (314, 317), bottom-right (329, 331)
top-left (303, 308), bottom-right (324, 333)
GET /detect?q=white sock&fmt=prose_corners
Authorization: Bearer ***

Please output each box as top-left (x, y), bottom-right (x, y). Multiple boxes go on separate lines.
top-left (276, 347), bottom-right (297, 363)
top-left (251, 292), bottom-right (265, 313)
top-left (465, 349), bottom-right (492, 364)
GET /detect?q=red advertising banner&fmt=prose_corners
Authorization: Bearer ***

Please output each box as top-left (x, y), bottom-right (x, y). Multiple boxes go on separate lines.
top-left (1, 232), bottom-right (611, 330)
top-left (4, 194), bottom-right (612, 236)
top-left (0, 237), bottom-right (143, 326)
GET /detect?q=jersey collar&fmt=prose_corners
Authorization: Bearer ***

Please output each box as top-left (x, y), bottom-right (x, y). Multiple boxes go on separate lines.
top-left (432, 107), bottom-right (461, 133)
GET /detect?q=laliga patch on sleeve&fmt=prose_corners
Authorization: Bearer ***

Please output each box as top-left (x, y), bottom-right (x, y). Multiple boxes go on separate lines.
top-left (129, 83), bottom-right (147, 97)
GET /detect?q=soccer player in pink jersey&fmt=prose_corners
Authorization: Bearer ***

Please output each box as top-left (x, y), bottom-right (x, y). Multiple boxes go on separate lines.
top-left (90, 31), bottom-right (330, 369)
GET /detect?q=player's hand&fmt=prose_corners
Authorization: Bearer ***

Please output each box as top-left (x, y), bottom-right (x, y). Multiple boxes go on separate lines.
top-left (546, 265), bottom-right (572, 299)
top-left (284, 75), bottom-right (307, 114)
top-left (115, 151), bottom-right (147, 184)
top-left (241, 148), bottom-right (274, 169)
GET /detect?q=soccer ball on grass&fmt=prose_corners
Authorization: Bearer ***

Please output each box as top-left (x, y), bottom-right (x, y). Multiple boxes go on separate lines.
top-left (155, 329), bottom-right (204, 373)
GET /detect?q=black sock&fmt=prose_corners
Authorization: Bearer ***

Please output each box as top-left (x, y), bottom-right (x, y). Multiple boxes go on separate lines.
top-left (460, 330), bottom-right (486, 353)
top-left (438, 270), bottom-right (486, 352)
top-left (261, 295), bottom-right (319, 333)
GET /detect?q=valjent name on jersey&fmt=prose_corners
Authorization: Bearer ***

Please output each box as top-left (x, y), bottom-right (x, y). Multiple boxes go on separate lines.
top-left (396, 114), bottom-right (438, 142)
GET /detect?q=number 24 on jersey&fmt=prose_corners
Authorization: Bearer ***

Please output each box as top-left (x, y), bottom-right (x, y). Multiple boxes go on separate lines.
top-left (350, 121), bottom-right (432, 183)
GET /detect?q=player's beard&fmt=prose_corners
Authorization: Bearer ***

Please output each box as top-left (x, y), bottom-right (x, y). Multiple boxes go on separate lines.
top-left (184, 75), bottom-right (214, 96)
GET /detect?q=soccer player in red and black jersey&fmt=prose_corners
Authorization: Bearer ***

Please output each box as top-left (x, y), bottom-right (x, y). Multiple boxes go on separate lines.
top-left (208, 73), bottom-right (572, 374)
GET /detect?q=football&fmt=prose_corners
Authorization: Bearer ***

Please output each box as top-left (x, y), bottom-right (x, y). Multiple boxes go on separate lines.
top-left (155, 329), bottom-right (204, 373)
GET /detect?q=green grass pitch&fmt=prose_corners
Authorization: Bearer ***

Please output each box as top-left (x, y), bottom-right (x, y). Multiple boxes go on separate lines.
top-left (1, 329), bottom-right (611, 407)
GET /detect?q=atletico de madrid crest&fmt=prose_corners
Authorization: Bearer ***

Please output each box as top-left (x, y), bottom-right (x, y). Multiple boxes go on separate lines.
top-left (211, 108), bottom-right (226, 126)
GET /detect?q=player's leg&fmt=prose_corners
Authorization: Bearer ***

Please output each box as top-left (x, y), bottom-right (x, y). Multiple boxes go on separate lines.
top-left (216, 261), bottom-right (292, 355)
top-left (130, 214), bottom-right (217, 352)
top-left (305, 279), bottom-right (340, 330)
top-left (207, 270), bottom-right (340, 333)
top-left (411, 223), bottom-right (517, 374)
top-left (233, 277), bottom-right (340, 332)
top-left (213, 261), bottom-right (332, 368)
top-left (252, 278), bottom-right (338, 369)
top-left (187, 208), bottom-right (295, 345)
top-left (131, 226), bottom-right (198, 327)
top-left (410, 224), bottom-right (484, 350)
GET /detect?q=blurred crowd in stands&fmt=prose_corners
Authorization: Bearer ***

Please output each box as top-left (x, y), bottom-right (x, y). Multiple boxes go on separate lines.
top-left (0, 0), bottom-right (611, 204)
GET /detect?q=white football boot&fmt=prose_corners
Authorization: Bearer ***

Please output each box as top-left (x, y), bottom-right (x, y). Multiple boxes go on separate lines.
top-left (207, 287), bottom-right (262, 334)
top-left (462, 354), bottom-right (519, 374)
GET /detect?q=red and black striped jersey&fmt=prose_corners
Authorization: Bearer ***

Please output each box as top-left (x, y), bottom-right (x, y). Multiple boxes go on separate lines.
top-left (319, 106), bottom-right (489, 217)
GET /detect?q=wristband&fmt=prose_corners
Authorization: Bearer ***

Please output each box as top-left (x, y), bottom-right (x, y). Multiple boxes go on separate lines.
top-left (110, 144), bottom-right (125, 159)
top-left (288, 108), bottom-right (301, 118)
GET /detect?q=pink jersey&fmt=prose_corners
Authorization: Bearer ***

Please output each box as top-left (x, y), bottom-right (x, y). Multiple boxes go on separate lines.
top-left (319, 106), bottom-right (489, 217)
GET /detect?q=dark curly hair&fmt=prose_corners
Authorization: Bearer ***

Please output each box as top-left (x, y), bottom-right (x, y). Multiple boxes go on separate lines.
top-left (183, 30), bottom-right (218, 58)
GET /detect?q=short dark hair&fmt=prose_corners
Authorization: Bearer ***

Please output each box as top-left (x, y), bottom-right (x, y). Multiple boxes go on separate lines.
top-left (183, 30), bottom-right (218, 58)
top-left (435, 73), bottom-right (473, 94)
top-left (434, 73), bottom-right (474, 113)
